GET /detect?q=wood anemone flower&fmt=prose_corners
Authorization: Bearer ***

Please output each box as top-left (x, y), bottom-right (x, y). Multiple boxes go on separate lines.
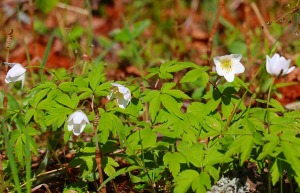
top-left (266, 53), bottom-right (295, 77)
top-left (107, 83), bottom-right (131, 109)
top-left (4, 62), bottom-right (26, 88)
top-left (213, 54), bottom-right (245, 82)
top-left (67, 110), bottom-right (89, 136)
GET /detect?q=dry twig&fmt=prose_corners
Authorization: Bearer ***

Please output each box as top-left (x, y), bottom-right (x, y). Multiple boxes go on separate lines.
top-left (207, 0), bottom-right (225, 66)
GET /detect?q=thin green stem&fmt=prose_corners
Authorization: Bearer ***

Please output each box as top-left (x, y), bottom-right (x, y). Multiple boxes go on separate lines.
top-left (265, 77), bottom-right (275, 134)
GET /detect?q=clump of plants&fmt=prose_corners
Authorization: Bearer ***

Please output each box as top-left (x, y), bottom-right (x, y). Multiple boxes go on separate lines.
top-left (1, 1), bottom-right (300, 193)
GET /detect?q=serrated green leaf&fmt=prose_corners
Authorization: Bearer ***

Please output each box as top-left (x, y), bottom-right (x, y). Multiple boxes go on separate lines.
top-left (58, 82), bottom-right (77, 92)
top-left (95, 82), bottom-right (112, 97)
top-left (269, 98), bottom-right (285, 112)
top-left (103, 157), bottom-right (119, 176)
top-left (98, 166), bottom-right (142, 190)
top-left (192, 172), bottom-right (211, 193)
top-left (148, 95), bottom-right (161, 120)
top-left (159, 72), bottom-right (173, 79)
top-left (55, 93), bottom-right (74, 109)
top-left (203, 116), bottom-right (222, 131)
top-left (161, 94), bottom-right (183, 119)
top-left (161, 83), bottom-right (176, 92)
top-left (174, 170), bottom-right (198, 193)
top-left (271, 159), bottom-right (280, 185)
top-left (25, 108), bottom-right (35, 125)
top-left (163, 152), bottom-right (186, 177)
top-left (177, 142), bottom-right (205, 167)
top-left (164, 90), bottom-right (191, 99)
top-left (257, 135), bottom-right (279, 160)
top-left (30, 88), bottom-right (50, 108)
top-left (204, 166), bottom-right (220, 182)
top-left (180, 69), bottom-right (208, 86)
top-left (98, 113), bottom-right (112, 144)
top-left (88, 63), bottom-right (104, 91)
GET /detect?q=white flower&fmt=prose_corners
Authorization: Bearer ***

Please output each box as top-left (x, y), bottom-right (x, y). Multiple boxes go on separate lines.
top-left (213, 54), bottom-right (245, 82)
top-left (4, 62), bottom-right (26, 88)
top-left (266, 53), bottom-right (295, 76)
top-left (107, 83), bottom-right (131, 109)
top-left (67, 110), bottom-right (89, 136)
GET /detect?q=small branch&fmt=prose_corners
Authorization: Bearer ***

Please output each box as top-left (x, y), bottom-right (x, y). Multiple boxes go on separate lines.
top-left (207, 0), bottom-right (224, 66)
top-left (251, 2), bottom-right (282, 52)
top-left (243, 0), bottom-right (251, 63)
top-left (56, 2), bottom-right (89, 15)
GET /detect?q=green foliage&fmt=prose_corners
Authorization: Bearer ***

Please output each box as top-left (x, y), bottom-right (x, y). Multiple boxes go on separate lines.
top-left (3, 2), bottom-right (300, 192)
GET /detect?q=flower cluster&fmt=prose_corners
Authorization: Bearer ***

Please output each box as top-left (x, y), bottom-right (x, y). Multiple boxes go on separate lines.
top-left (213, 53), bottom-right (295, 82)
top-left (66, 83), bottom-right (131, 136)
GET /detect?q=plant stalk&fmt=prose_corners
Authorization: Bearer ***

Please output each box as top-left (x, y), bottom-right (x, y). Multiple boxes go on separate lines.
top-left (93, 105), bottom-right (106, 193)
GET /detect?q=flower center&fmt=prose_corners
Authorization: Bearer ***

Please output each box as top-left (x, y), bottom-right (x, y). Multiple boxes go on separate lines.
top-left (220, 59), bottom-right (233, 73)
top-left (113, 89), bottom-right (124, 99)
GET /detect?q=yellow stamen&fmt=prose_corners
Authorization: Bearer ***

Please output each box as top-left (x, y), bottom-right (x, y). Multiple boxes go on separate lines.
top-left (220, 59), bottom-right (232, 73)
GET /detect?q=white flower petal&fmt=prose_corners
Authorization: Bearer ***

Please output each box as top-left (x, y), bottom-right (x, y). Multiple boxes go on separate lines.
top-left (108, 83), bottom-right (131, 108)
top-left (266, 53), bottom-right (294, 76)
top-left (117, 98), bottom-right (129, 109)
top-left (67, 110), bottom-right (89, 136)
top-left (213, 54), bottom-right (244, 82)
top-left (67, 123), bottom-right (73, 132)
top-left (230, 54), bottom-right (242, 61)
top-left (72, 122), bottom-right (86, 136)
top-left (233, 61), bottom-right (245, 74)
top-left (5, 63), bottom-right (26, 87)
top-left (286, 66), bottom-right (295, 75)
top-left (224, 72), bottom-right (235, 82)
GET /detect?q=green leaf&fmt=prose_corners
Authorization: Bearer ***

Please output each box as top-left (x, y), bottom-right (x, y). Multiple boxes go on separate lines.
top-left (174, 170), bottom-right (198, 193)
top-left (159, 72), bottom-right (173, 79)
top-left (55, 94), bottom-right (75, 109)
top-left (180, 69), bottom-right (209, 86)
top-left (25, 108), bottom-right (35, 125)
top-left (45, 106), bottom-right (73, 128)
top-left (270, 159), bottom-right (280, 185)
top-left (174, 170), bottom-right (210, 193)
top-left (269, 98), bottom-right (285, 112)
top-left (95, 82), bottom-right (112, 97)
top-left (144, 91), bottom-right (161, 120)
top-left (30, 88), bottom-right (50, 108)
top-left (98, 166), bottom-right (142, 190)
top-left (103, 157), bottom-right (119, 177)
top-left (161, 94), bottom-right (183, 119)
top-left (203, 116), bottom-right (222, 131)
top-left (88, 63), bottom-right (104, 91)
top-left (98, 112), bottom-right (124, 144)
top-left (192, 172), bottom-right (211, 193)
top-left (225, 135), bottom-right (254, 165)
top-left (257, 135), bottom-right (279, 160)
top-left (163, 90), bottom-right (191, 99)
top-left (161, 83), bottom-right (176, 92)
top-left (58, 82), bottom-right (77, 92)
top-left (163, 152), bottom-right (186, 177)
top-left (177, 142), bottom-right (205, 168)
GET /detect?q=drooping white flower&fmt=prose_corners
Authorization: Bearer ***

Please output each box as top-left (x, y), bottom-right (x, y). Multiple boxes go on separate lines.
top-left (67, 110), bottom-right (89, 136)
top-left (266, 53), bottom-right (295, 76)
top-left (107, 83), bottom-right (131, 109)
top-left (4, 62), bottom-right (26, 88)
top-left (213, 54), bottom-right (245, 82)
